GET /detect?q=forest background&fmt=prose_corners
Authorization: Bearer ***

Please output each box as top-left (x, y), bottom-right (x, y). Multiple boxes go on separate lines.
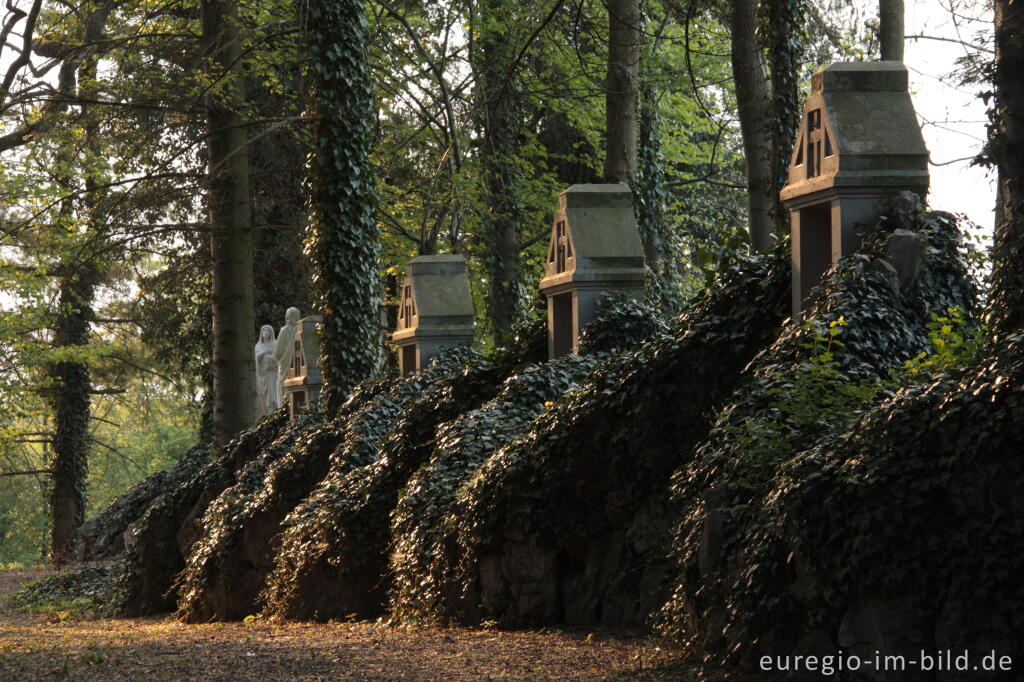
top-left (0, 0), bottom-right (995, 563)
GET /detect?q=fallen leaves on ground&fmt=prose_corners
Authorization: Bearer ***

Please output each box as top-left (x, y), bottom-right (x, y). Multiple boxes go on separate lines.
top-left (0, 567), bottom-right (703, 681)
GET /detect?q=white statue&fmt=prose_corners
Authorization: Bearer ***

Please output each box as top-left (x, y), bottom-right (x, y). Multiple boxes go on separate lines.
top-left (254, 324), bottom-right (280, 418)
top-left (274, 307), bottom-right (301, 406)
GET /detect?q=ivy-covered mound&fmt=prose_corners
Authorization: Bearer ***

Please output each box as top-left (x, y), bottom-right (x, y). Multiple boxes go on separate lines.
top-left (388, 353), bottom-right (601, 623)
top-left (173, 377), bottom-right (388, 622)
top-left (175, 354), bottom-right (481, 623)
top-left (110, 410), bottom-right (290, 615)
top-left (658, 210), bottom-right (1008, 668)
top-left (74, 444), bottom-right (211, 561)
top-left (259, 323), bottom-right (546, 621)
top-left (435, 250), bottom-right (790, 627)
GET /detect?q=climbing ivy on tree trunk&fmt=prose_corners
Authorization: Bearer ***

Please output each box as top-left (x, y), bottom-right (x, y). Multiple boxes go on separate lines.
top-left (307, 0), bottom-right (382, 408)
top-left (763, 0), bottom-right (807, 232)
top-left (48, 270), bottom-right (95, 563)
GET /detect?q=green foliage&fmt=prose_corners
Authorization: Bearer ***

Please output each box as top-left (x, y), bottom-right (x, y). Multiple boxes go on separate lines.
top-left (577, 293), bottom-right (668, 354)
top-left (261, 324), bottom-right (546, 621)
top-left (720, 316), bottom-right (884, 493)
top-left (307, 0), bottom-right (381, 406)
top-left (8, 566), bottom-right (113, 619)
top-left (441, 249), bottom-right (791, 625)
top-left (901, 306), bottom-right (985, 378)
top-left (389, 354), bottom-right (599, 622)
top-left (657, 211), bottom-right (987, 664)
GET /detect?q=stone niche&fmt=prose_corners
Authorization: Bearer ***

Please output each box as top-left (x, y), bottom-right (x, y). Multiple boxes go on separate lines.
top-left (781, 61), bottom-right (929, 318)
top-left (391, 254), bottom-right (475, 376)
top-left (538, 184), bottom-right (645, 359)
top-left (283, 315), bottom-right (322, 420)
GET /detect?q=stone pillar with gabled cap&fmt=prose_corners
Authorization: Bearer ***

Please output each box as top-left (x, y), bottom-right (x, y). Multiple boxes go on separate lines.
top-left (282, 315), bottom-right (323, 420)
top-left (391, 255), bottom-right (475, 376)
top-left (781, 61), bottom-right (929, 318)
top-left (538, 184), bottom-right (645, 359)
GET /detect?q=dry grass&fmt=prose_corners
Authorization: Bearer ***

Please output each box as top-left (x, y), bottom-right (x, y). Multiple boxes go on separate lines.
top-left (0, 566), bottom-right (703, 680)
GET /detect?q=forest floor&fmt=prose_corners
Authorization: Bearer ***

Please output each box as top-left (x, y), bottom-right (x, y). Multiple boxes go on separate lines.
top-left (0, 566), bottom-right (715, 681)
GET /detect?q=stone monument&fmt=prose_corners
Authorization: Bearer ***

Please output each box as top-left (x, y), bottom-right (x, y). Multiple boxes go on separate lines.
top-left (537, 184), bottom-right (645, 359)
top-left (274, 307), bottom-right (301, 406)
top-left (282, 314), bottom-right (323, 420)
top-left (780, 61), bottom-right (929, 317)
top-left (254, 324), bottom-right (280, 418)
top-left (391, 254), bottom-right (475, 376)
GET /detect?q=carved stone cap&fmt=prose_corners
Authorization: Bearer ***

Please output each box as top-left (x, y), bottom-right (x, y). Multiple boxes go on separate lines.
top-left (811, 61), bottom-right (908, 93)
top-left (782, 61), bottom-right (929, 204)
top-left (539, 184), bottom-right (645, 292)
top-left (393, 254), bottom-right (475, 343)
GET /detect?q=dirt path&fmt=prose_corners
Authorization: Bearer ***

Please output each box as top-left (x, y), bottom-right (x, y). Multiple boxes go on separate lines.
top-left (0, 567), bottom-right (700, 680)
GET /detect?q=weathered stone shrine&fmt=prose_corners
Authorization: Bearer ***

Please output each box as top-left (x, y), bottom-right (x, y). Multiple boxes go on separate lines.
top-left (538, 184), bottom-right (645, 359)
top-left (781, 61), bottom-right (929, 317)
top-left (391, 254), bottom-right (475, 376)
top-left (282, 315), bottom-right (323, 419)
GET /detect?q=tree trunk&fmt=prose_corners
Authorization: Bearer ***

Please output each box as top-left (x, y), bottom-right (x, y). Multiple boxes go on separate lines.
top-left (879, 0), bottom-right (904, 61)
top-left (201, 0), bottom-right (256, 448)
top-left (475, 0), bottom-right (525, 344)
top-left (730, 0), bottom-right (774, 252)
top-left (49, 34), bottom-right (105, 563)
top-left (989, 0), bottom-right (1024, 336)
top-left (604, 0), bottom-right (640, 184)
top-left (766, 0), bottom-right (805, 230)
top-left (307, 0), bottom-right (381, 407)
top-left (637, 83), bottom-right (667, 276)
top-left (48, 271), bottom-right (94, 563)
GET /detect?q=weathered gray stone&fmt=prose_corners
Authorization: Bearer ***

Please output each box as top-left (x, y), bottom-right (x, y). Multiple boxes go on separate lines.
top-left (886, 229), bottom-right (924, 289)
top-left (282, 315), bottom-right (322, 419)
top-left (871, 258), bottom-right (902, 296)
top-left (391, 254), bottom-right (475, 375)
top-left (538, 184), bottom-right (645, 359)
top-left (890, 190), bottom-right (922, 229)
top-left (781, 61), bottom-right (930, 318)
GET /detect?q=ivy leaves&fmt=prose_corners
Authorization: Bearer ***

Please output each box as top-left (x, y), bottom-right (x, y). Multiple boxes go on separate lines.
top-left (307, 0), bottom-right (382, 409)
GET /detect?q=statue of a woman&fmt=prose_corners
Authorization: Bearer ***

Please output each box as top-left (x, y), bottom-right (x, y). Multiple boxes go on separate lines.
top-left (274, 307), bottom-right (301, 405)
top-left (254, 324), bottom-right (280, 418)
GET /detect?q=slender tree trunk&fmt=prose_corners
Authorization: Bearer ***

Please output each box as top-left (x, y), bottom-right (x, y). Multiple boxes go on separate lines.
top-left (48, 271), bottom-right (94, 563)
top-left (202, 0), bottom-right (256, 447)
top-left (604, 0), bottom-right (640, 184)
top-left (308, 0), bottom-right (381, 407)
top-left (47, 0), bottom-right (112, 565)
top-left (766, 0), bottom-right (805, 230)
top-left (730, 0), bottom-right (774, 252)
top-left (989, 0), bottom-right (1024, 336)
top-left (879, 0), bottom-right (904, 61)
top-left (475, 0), bottom-right (525, 344)
top-left (637, 83), bottom-right (666, 275)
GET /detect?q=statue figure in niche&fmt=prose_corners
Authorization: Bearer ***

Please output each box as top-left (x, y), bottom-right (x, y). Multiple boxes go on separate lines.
top-left (274, 307), bottom-right (301, 405)
top-left (254, 324), bottom-right (280, 418)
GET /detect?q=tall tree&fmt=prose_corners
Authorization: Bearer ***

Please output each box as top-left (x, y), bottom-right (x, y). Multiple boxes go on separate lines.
top-left (604, 0), bottom-right (640, 184)
top-left (879, 0), bottom-right (904, 61)
top-left (988, 0), bottom-right (1024, 336)
top-left (730, 0), bottom-right (773, 251)
top-left (201, 0), bottom-right (256, 447)
top-left (474, 0), bottom-right (527, 343)
top-left (307, 0), bottom-right (381, 406)
top-left (765, 0), bottom-right (807, 229)
top-left (46, 0), bottom-right (113, 563)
